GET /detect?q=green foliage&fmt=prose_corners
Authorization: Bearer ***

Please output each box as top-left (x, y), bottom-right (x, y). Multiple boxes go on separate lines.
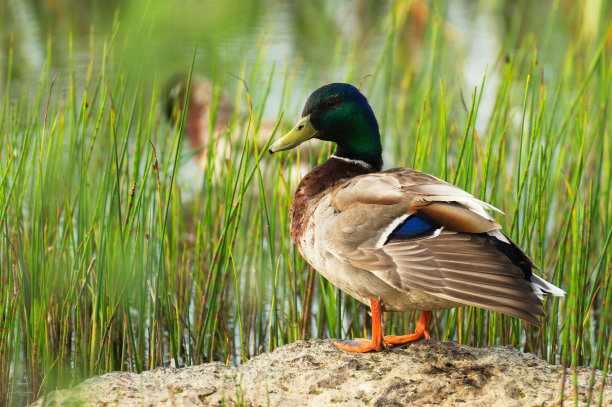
top-left (0, 1), bottom-right (610, 406)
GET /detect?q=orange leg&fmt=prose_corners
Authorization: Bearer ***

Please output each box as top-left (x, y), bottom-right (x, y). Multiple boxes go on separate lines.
top-left (384, 310), bottom-right (431, 345)
top-left (334, 299), bottom-right (385, 352)
top-left (334, 301), bottom-right (432, 353)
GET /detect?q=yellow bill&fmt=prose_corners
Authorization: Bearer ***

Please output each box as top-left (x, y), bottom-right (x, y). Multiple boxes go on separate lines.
top-left (269, 115), bottom-right (318, 153)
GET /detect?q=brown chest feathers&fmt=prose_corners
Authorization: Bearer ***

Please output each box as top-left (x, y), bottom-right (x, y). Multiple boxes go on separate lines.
top-left (290, 157), bottom-right (374, 243)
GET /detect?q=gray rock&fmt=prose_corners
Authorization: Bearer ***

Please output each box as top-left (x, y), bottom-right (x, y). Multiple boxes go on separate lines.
top-left (30, 340), bottom-right (611, 406)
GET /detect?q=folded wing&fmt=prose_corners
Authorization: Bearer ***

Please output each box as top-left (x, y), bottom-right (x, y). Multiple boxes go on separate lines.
top-left (325, 168), bottom-right (549, 325)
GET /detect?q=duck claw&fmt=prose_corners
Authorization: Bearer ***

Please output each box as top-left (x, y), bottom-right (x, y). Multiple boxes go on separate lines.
top-left (334, 308), bottom-right (432, 352)
top-left (383, 330), bottom-right (429, 345)
top-left (383, 310), bottom-right (432, 345)
top-left (334, 338), bottom-right (383, 353)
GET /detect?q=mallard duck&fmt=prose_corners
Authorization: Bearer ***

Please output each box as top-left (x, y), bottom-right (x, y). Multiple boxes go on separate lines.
top-left (164, 75), bottom-right (234, 170)
top-left (269, 83), bottom-right (565, 353)
top-left (163, 75), bottom-right (318, 177)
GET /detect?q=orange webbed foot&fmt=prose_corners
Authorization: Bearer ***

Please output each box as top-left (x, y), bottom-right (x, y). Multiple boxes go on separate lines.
top-left (384, 310), bottom-right (432, 346)
top-left (333, 305), bottom-right (433, 353)
top-left (383, 329), bottom-right (429, 345)
top-left (334, 338), bottom-right (387, 353)
top-left (334, 299), bottom-right (387, 353)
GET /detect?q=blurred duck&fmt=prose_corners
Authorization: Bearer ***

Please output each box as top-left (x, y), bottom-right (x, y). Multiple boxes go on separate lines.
top-left (164, 75), bottom-right (322, 177)
top-left (164, 75), bottom-right (235, 170)
top-left (269, 83), bottom-right (565, 353)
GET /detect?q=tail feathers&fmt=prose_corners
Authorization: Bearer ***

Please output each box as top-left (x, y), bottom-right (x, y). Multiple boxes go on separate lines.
top-left (530, 274), bottom-right (565, 299)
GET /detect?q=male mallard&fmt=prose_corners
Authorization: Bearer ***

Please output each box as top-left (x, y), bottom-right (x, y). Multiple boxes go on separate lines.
top-left (269, 83), bottom-right (565, 353)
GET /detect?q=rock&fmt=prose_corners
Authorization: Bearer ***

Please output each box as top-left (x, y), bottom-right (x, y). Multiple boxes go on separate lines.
top-left (30, 340), bottom-right (611, 406)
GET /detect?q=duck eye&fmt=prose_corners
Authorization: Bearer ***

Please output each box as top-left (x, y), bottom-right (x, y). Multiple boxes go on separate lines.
top-left (326, 98), bottom-right (338, 107)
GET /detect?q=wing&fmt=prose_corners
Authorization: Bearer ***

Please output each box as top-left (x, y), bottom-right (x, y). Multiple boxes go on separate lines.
top-left (325, 168), bottom-right (545, 325)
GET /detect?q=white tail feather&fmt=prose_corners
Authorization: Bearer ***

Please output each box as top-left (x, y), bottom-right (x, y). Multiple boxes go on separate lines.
top-left (530, 274), bottom-right (566, 299)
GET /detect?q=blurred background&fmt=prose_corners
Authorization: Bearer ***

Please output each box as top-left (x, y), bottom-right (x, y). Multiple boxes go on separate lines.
top-left (4, 0), bottom-right (608, 117)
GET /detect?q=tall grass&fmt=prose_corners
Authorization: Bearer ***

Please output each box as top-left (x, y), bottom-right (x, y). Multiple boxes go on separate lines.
top-left (1, 1), bottom-right (611, 405)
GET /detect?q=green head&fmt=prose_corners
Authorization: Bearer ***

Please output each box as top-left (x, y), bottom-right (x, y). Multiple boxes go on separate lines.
top-left (269, 83), bottom-right (383, 170)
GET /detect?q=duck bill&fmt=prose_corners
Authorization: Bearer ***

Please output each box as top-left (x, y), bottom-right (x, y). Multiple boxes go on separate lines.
top-left (269, 115), bottom-right (318, 153)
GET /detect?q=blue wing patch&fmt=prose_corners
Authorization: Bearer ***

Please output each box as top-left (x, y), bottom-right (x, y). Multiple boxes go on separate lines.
top-left (386, 213), bottom-right (440, 244)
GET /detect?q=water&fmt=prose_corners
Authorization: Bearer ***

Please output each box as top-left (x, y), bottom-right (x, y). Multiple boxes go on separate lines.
top-left (1, 0), bottom-right (511, 111)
